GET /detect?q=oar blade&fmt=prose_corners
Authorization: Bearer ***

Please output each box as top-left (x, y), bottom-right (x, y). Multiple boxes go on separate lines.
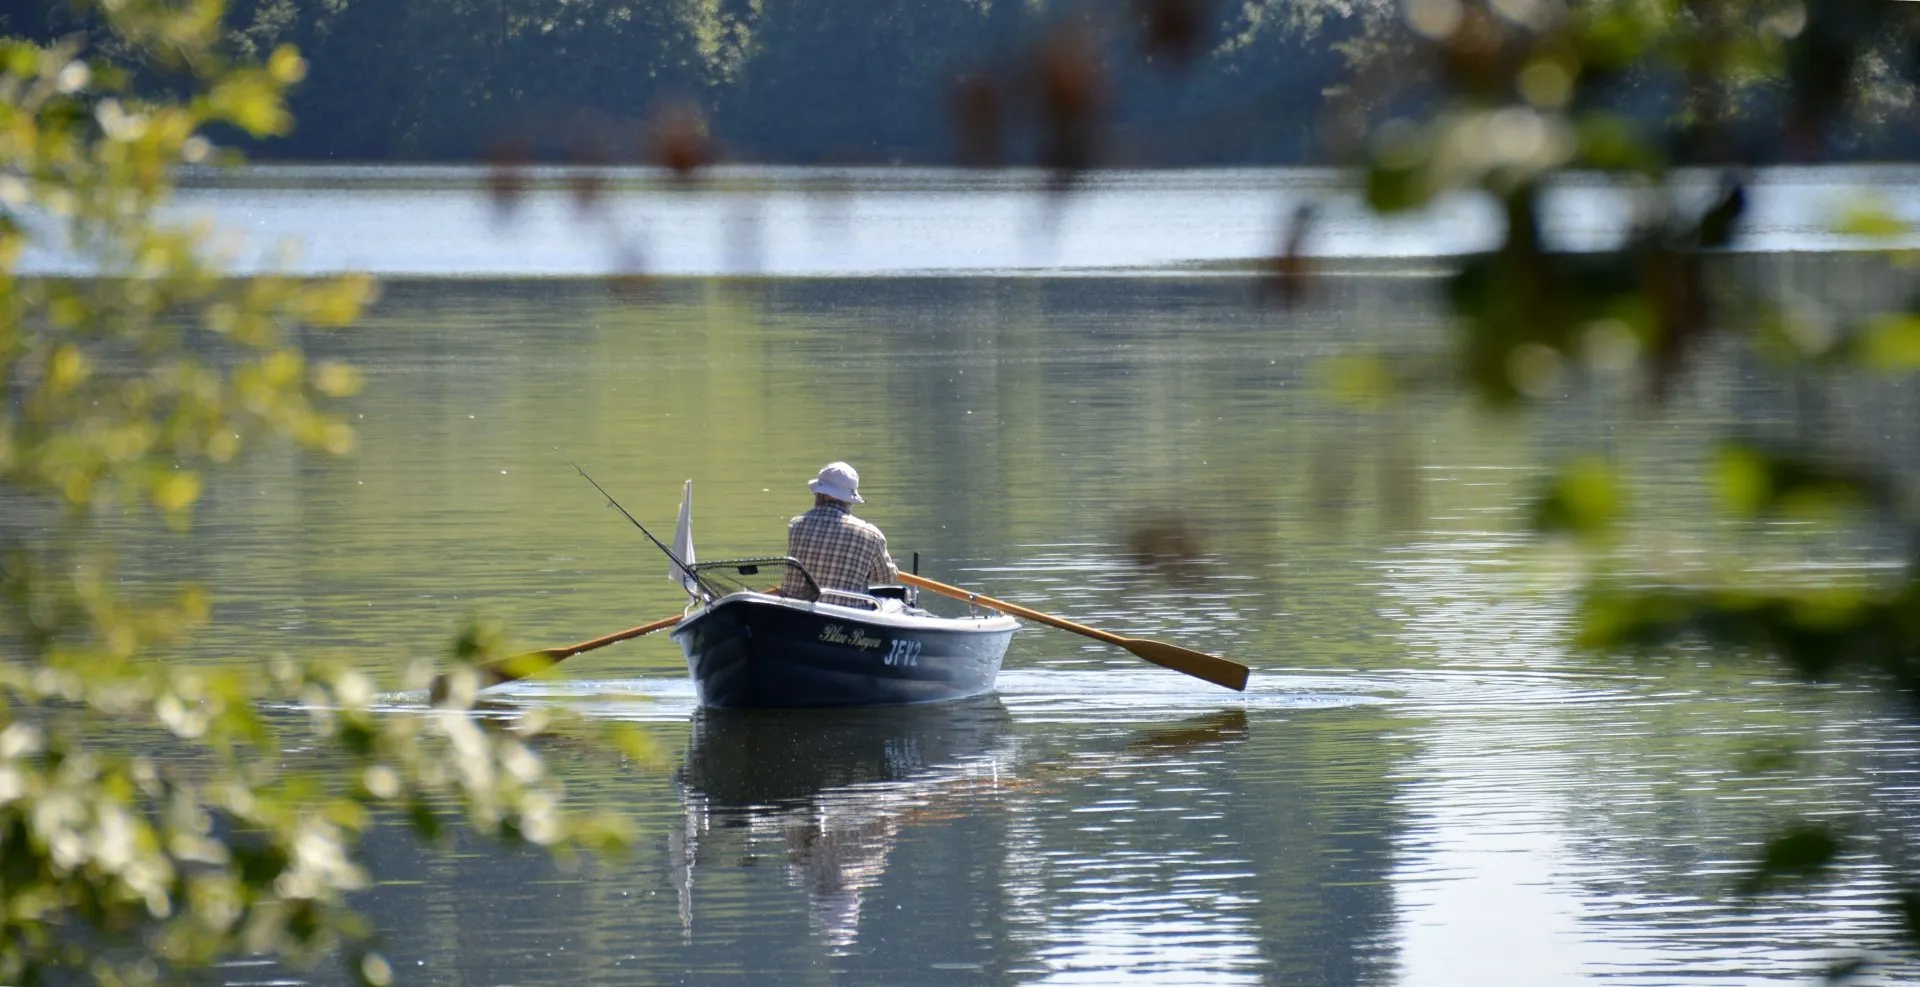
top-left (1121, 638), bottom-right (1250, 691)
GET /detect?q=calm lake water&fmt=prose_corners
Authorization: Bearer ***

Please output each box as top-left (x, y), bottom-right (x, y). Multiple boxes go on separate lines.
top-left (26, 162), bottom-right (1920, 276)
top-left (136, 167), bottom-right (1920, 985)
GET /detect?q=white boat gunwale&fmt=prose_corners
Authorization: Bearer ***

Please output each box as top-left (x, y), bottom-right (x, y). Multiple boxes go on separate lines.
top-left (678, 589), bottom-right (1020, 635)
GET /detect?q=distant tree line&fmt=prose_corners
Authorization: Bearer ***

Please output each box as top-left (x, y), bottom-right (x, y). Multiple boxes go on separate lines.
top-left (0, 0), bottom-right (1397, 165)
top-left (7, 0), bottom-right (1919, 166)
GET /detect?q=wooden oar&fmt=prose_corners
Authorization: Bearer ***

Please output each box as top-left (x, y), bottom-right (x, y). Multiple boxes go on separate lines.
top-left (428, 614), bottom-right (683, 704)
top-left (898, 572), bottom-right (1250, 691)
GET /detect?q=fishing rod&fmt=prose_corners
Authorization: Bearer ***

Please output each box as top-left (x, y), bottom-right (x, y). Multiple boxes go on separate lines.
top-left (574, 465), bottom-right (701, 591)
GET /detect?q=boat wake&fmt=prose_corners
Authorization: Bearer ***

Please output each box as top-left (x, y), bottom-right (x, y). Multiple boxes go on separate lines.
top-left (384, 668), bottom-right (1397, 723)
top-left (994, 668), bottom-right (1396, 718)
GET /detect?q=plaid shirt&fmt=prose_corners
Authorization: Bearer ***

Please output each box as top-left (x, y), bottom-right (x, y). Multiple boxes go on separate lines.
top-left (778, 501), bottom-right (898, 601)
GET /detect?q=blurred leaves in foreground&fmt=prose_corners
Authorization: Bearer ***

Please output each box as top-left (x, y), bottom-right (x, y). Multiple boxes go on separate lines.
top-left (1299, 0), bottom-right (1920, 972)
top-left (0, 3), bottom-right (632, 983)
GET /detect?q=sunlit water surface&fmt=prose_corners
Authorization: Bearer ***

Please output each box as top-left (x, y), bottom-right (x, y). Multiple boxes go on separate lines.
top-left (23, 163), bottom-right (1920, 276)
top-left (113, 168), bottom-right (1920, 985)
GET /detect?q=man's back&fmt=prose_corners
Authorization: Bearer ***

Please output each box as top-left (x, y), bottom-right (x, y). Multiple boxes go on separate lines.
top-left (779, 501), bottom-right (897, 600)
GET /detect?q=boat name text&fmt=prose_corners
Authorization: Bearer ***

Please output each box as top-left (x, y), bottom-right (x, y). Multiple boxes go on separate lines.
top-left (819, 624), bottom-right (885, 651)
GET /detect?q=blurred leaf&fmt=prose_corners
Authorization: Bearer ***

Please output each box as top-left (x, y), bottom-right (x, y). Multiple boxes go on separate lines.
top-left (1574, 583), bottom-right (1708, 652)
top-left (1364, 163), bottom-right (1428, 212)
top-left (606, 724), bottom-right (664, 768)
top-left (1738, 822), bottom-right (1842, 895)
top-left (1734, 741), bottom-right (1801, 776)
top-left (1850, 313), bottom-right (1920, 371)
top-left (1713, 443), bottom-right (1891, 518)
top-left (1575, 577), bottom-right (1915, 684)
top-left (450, 617), bottom-right (507, 665)
top-left (152, 470), bottom-right (203, 518)
top-left (294, 274), bottom-right (378, 327)
top-left (1318, 354), bottom-right (1398, 409)
top-left (1823, 956), bottom-right (1869, 985)
top-left (949, 74), bottom-right (1005, 167)
top-left (352, 950), bottom-right (393, 987)
top-left (266, 46), bottom-right (307, 86)
top-left (1033, 23), bottom-right (1107, 182)
top-left (1136, 0), bottom-right (1209, 64)
top-left (482, 136), bottom-right (533, 219)
top-left (1714, 444), bottom-right (1770, 517)
top-left (1574, 115), bottom-right (1658, 172)
top-left (1696, 176), bottom-right (1746, 249)
top-left (1833, 198), bottom-right (1909, 240)
top-left (1123, 508), bottom-right (1208, 582)
top-left (1258, 202), bottom-right (1316, 307)
top-left (204, 71), bottom-right (291, 138)
top-left (311, 362), bottom-right (363, 398)
top-left (1533, 457), bottom-right (1625, 540)
top-left (649, 101), bottom-right (714, 176)
top-left (406, 799), bottom-right (443, 842)
top-left (1899, 890), bottom-right (1920, 947)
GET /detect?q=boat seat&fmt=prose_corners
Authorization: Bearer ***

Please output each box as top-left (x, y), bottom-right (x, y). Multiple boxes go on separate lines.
top-left (817, 588), bottom-right (883, 611)
top-left (815, 587), bottom-right (914, 613)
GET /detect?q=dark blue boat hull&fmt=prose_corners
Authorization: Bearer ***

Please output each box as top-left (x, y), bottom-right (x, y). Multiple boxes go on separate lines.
top-left (672, 594), bottom-right (1016, 709)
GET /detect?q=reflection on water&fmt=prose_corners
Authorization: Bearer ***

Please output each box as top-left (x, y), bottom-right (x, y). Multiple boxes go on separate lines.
top-left (671, 699), bottom-right (1285, 970)
top-left (674, 697), bottom-right (1019, 950)
top-left (159, 262), bottom-right (1920, 984)
top-left (670, 699), bottom-right (1265, 955)
top-left (382, 671), bottom-right (1397, 985)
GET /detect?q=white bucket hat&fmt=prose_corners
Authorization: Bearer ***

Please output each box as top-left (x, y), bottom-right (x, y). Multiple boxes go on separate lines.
top-left (808, 461), bottom-right (864, 504)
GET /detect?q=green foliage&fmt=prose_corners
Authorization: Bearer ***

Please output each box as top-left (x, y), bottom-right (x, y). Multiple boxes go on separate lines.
top-left (1575, 578), bottom-right (1920, 684)
top-left (0, 3), bottom-right (627, 983)
top-left (1361, 1), bottom-right (1915, 406)
top-left (1847, 313), bottom-right (1920, 372)
top-left (1711, 443), bottom-right (1897, 519)
top-left (1317, 353), bottom-right (1403, 408)
top-left (1532, 456), bottom-right (1624, 541)
top-left (1833, 197), bottom-right (1911, 241)
top-left (1338, 0), bottom-right (1920, 964)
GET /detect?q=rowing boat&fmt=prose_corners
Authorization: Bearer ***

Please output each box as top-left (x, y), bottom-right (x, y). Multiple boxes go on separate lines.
top-left (670, 557), bottom-right (1018, 708)
top-left (430, 472), bottom-right (1244, 706)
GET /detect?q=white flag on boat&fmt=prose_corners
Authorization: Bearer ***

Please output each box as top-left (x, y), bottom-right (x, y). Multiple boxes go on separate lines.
top-left (670, 479), bottom-right (697, 596)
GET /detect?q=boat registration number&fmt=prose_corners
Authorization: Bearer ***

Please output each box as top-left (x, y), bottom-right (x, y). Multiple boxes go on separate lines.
top-left (882, 639), bottom-right (921, 667)
top-left (817, 624), bottom-right (920, 666)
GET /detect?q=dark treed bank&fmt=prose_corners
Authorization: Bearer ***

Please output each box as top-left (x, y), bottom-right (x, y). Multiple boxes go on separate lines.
top-left (8, 0), bottom-right (1920, 166)
top-left (3, 0), bottom-right (1377, 166)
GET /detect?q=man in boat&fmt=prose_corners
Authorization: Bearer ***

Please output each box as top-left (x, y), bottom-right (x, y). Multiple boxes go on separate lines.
top-left (777, 461), bottom-right (899, 602)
